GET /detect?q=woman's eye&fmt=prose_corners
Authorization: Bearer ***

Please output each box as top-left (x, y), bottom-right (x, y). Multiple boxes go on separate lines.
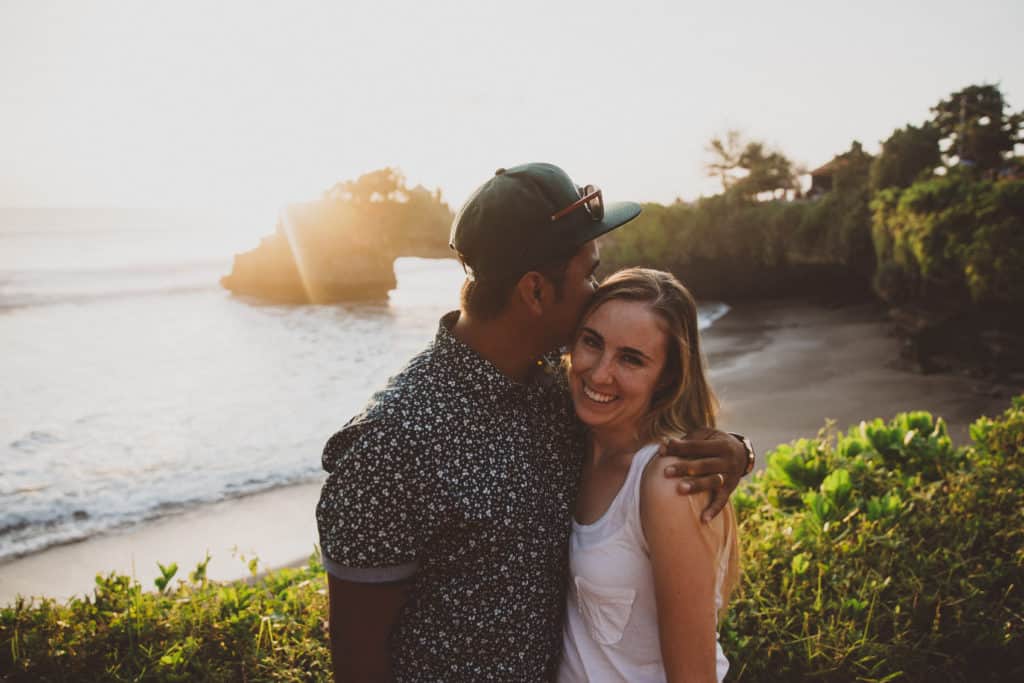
top-left (582, 335), bottom-right (601, 349)
top-left (621, 354), bottom-right (643, 367)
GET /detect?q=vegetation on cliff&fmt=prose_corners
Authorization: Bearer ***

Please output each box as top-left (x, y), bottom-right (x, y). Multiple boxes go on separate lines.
top-left (3, 396), bottom-right (1022, 681)
top-left (867, 85), bottom-right (1024, 372)
top-left (599, 140), bottom-right (874, 301)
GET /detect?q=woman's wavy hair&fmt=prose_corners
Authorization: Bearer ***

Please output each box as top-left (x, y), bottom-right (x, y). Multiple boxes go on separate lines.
top-left (574, 267), bottom-right (718, 442)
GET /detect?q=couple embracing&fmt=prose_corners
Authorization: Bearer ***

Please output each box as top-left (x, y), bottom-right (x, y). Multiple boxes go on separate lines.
top-left (316, 163), bottom-right (754, 682)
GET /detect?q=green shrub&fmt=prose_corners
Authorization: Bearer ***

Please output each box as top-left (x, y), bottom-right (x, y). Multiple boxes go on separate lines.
top-left (870, 173), bottom-right (1024, 311)
top-left (0, 553), bottom-right (332, 682)
top-left (722, 397), bottom-right (1024, 681)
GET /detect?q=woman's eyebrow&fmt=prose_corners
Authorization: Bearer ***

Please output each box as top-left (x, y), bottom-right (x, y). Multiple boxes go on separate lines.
top-left (619, 345), bottom-right (653, 361)
top-left (580, 326), bottom-right (603, 341)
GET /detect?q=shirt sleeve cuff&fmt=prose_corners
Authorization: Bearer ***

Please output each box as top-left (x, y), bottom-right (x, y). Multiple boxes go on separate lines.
top-left (322, 555), bottom-right (419, 583)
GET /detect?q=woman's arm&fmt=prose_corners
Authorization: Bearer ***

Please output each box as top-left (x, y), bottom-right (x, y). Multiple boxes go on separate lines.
top-left (640, 462), bottom-right (726, 683)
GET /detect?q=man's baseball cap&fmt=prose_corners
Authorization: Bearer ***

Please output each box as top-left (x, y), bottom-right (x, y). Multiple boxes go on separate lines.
top-left (449, 162), bottom-right (642, 281)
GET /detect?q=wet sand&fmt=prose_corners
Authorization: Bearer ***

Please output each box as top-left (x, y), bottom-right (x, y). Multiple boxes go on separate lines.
top-left (2, 300), bottom-right (1019, 605)
top-left (704, 301), bottom-right (1018, 450)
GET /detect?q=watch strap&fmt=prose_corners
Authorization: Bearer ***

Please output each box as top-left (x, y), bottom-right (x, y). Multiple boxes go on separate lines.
top-left (728, 432), bottom-right (756, 475)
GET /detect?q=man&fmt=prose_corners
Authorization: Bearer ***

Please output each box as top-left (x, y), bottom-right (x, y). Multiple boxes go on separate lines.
top-left (316, 163), bottom-right (754, 682)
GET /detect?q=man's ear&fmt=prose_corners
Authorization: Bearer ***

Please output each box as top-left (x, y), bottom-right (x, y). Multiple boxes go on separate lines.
top-left (515, 272), bottom-right (547, 316)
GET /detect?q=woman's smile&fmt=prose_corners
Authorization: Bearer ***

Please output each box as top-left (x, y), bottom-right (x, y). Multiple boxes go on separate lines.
top-left (581, 382), bottom-right (617, 404)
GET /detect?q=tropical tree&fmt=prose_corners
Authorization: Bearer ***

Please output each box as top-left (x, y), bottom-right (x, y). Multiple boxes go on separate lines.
top-left (705, 131), bottom-right (800, 199)
top-left (931, 84), bottom-right (1023, 172)
top-left (870, 123), bottom-right (942, 191)
top-left (324, 167), bottom-right (407, 204)
top-left (733, 141), bottom-right (801, 199)
top-left (705, 129), bottom-right (745, 191)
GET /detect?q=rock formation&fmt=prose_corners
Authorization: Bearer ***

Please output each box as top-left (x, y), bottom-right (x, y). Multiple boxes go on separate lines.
top-left (221, 169), bottom-right (452, 303)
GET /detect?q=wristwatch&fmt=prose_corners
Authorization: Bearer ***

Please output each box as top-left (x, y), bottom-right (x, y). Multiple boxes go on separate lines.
top-left (728, 432), bottom-right (756, 475)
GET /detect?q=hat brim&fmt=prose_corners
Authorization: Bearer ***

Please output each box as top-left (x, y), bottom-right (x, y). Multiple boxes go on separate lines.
top-left (575, 200), bottom-right (642, 245)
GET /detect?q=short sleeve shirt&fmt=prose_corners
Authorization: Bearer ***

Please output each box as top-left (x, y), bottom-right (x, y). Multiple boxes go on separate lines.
top-left (316, 311), bottom-right (586, 681)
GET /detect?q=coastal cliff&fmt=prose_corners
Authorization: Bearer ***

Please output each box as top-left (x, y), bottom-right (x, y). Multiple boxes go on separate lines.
top-left (220, 169), bottom-right (452, 303)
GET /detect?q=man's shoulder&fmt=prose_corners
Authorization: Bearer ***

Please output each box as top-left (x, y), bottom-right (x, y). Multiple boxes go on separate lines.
top-left (362, 341), bottom-right (470, 419)
top-left (322, 342), bottom-right (469, 471)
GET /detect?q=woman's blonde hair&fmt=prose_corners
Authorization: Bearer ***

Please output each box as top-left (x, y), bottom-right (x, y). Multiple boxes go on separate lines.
top-left (571, 267), bottom-right (739, 607)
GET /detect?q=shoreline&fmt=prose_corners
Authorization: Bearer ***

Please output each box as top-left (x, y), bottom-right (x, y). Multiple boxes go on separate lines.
top-left (2, 298), bottom-right (1020, 606)
top-left (0, 481), bottom-right (323, 605)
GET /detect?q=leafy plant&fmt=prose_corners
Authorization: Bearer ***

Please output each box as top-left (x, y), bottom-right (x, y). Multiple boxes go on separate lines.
top-left (721, 398), bottom-right (1024, 682)
top-left (154, 561), bottom-right (178, 594)
top-left (0, 550), bottom-right (332, 682)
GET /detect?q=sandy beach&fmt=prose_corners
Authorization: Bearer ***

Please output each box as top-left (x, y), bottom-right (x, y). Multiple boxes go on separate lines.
top-left (2, 300), bottom-right (1019, 606)
top-left (704, 300), bottom-right (1020, 450)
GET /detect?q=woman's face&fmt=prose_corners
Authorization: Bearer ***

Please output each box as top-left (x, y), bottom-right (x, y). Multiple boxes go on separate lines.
top-left (569, 298), bottom-right (668, 436)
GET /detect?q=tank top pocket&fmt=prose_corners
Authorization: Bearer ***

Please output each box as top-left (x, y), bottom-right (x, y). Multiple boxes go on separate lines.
top-left (573, 575), bottom-right (636, 646)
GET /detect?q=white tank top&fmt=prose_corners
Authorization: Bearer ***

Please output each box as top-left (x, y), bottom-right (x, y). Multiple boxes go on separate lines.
top-left (558, 443), bottom-right (730, 682)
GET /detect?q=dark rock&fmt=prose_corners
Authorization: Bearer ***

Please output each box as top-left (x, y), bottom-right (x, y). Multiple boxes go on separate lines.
top-left (221, 201), bottom-right (411, 303)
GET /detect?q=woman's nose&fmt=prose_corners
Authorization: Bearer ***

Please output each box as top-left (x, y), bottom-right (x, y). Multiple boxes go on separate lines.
top-left (590, 354), bottom-right (614, 385)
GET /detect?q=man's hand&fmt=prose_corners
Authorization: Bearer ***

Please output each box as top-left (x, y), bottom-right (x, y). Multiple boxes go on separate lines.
top-left (658, 427), bottom-right (748, 523)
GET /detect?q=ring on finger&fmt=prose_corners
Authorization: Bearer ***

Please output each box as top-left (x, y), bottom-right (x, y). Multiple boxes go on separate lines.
top-left (716, 473), bottom-right (726, 488)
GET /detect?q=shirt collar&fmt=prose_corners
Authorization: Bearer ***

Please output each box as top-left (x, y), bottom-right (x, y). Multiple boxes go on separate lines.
top-left (434, 310), bottom-right (549, 402)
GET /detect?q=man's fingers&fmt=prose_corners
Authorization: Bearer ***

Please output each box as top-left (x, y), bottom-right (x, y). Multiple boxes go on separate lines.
top-left (662, 437), bottom-right (739, 460)
top-left (674, 476), bottom-right (733, 523)
top-left (701, 487), bottom-right (730, 523)
top-left (663, 457), bottom-right (728, 479)
top-left (674, 473), bottom-right (725, 495)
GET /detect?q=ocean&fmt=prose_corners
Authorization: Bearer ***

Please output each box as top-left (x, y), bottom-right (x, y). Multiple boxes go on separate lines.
top-left (0, 208), bottom-right (728, 563)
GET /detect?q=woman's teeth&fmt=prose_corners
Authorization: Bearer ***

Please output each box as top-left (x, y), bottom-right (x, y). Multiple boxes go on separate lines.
top-left (583, 385), bottom-right (616, 404)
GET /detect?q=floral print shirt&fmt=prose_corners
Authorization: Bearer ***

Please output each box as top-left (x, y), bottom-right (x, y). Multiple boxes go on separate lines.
top-left (317, 311), bottom-right (585, 681)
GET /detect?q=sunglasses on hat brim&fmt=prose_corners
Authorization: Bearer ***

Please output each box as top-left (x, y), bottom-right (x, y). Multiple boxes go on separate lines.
top-left (550, 184), bottom-right (604, 223)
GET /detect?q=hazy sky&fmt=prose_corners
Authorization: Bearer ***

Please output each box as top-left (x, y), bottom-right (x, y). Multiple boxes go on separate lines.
top-left (2, 0), bottom-right (1022, 214)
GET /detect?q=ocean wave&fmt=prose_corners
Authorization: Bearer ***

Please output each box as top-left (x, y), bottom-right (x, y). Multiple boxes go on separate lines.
top-left (0, 470), bottom-right (324, 563)
top-left (698, 301), bottom-right (731, 330)
top-left (0, 261), bottom-right (227, 310)
top-left (9, 430), bottom-right (62, 453)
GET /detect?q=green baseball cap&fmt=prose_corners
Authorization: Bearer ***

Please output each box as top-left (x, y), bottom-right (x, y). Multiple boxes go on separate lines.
top-left (449, 162), bottom-right (641, 281)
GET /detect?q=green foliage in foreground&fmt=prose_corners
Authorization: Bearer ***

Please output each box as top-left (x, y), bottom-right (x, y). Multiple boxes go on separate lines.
top-left (2, 398), bottom-right (1022, 681)
top-left (722, 396), bottom-right (1024, 681)
top-left (1, 554), bottom-right (331, 681)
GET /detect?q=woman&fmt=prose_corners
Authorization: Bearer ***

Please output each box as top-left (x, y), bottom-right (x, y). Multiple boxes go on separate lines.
top-left (558, 268), bottom-right (739, 683)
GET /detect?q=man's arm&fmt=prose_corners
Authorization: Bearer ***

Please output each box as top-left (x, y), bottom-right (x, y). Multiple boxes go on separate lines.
top-left (327, 575), bottom-right (410, 683)
top-left (658, 428), bottom-right (753, 522)
top-left (317, 417), bottom-right (436, 682)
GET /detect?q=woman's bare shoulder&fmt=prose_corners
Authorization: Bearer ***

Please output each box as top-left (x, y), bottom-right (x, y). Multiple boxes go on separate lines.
top-left (640, 457), bottom-right (711, 528)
